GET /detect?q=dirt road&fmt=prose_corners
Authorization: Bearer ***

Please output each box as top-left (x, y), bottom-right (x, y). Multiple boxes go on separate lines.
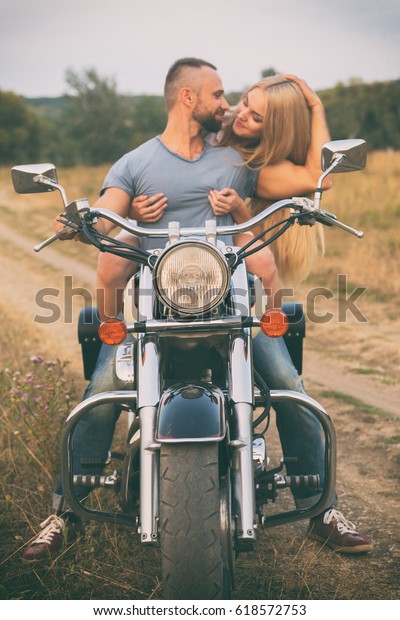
top-left (1, 220), bottom-right (399, 600)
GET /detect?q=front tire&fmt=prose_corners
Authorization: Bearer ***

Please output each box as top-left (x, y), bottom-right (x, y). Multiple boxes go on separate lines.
top-left (160, 443), bottom-right (233, 600)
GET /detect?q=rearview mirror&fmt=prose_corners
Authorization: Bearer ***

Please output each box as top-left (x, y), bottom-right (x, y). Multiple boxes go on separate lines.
top-left (322, 139), bottom-right (367, 173)
top-left (11, 163), bottom-right (58, 194)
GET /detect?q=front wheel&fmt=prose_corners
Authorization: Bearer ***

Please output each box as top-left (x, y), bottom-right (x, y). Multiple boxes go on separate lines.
top-left (160, 443), bottom-right (234, 600)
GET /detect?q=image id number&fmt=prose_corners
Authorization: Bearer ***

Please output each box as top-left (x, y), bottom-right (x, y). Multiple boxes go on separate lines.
top-left (235, 605), bottom-right (306, 616)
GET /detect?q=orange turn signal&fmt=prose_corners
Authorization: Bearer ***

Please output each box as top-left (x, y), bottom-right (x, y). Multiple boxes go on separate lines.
top-left (260, 309), bottom-right (289, 338)
top-left (98, 317), bottom-right (127, 345)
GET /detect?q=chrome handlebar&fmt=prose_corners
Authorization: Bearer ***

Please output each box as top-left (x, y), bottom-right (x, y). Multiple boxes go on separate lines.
top-left (34, 195), bottom-right (364, 252)
top-left (91, 198), bottom-right (295, 238)
top-left (91, 197), bottom-right (364, 240)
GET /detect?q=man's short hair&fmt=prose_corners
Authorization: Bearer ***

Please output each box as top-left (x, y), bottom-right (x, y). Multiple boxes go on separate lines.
top-left (164, 57), bottom-right (217, 110)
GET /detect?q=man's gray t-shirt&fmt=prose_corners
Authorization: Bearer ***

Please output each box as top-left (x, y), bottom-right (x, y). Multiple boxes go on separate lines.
top-left (101, 136), bottom-right (258, 250)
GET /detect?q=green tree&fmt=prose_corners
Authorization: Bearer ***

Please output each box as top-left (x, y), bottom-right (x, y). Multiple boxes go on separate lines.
top-left (319, 79), bottom-right (400, 149)
top-left (0, 91), bottom-right (43, 165)
top-left (130, 95), bottom-right (167, 148)
top-left (261, 67), bottom-right (278, 78)
top-left (62, 68), bottom-right (134, 165)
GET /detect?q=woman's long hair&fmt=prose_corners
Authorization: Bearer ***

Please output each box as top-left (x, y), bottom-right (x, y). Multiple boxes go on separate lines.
top-left (220, 75), bottom-right (323, 286)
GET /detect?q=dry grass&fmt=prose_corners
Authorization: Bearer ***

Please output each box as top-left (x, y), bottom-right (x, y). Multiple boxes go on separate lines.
top-left (0, 165), bottom-right (107, 268)
top-left (309, 150), bottom-right (400, 296)
top-left (0, 302), bottom-right (160, 600)
top-left (296, 150), bottom-right (400, 384)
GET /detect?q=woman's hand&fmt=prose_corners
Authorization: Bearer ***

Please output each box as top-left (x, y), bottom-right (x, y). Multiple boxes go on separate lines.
top-left (279, 74), bottom-right (322, 110)
top-left (129, 193), bottom-right (167, 222)
top-left (208, 188), bottom-right (245, 216)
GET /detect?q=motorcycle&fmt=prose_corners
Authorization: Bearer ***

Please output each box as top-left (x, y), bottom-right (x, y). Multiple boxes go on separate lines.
top-left (11, 138), bottom-right (366, 600)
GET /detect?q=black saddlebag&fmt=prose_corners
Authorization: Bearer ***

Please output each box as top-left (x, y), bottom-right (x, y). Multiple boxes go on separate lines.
top-left (282, 301), bottom-right (306, 375)
top-left (78, 306), bottom-right (102, 380)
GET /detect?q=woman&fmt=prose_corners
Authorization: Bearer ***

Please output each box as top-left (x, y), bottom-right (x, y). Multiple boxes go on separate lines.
top-left (213, 73), bottom-right (328, 285)
top-left (96, 74), bottom-right (330, 320)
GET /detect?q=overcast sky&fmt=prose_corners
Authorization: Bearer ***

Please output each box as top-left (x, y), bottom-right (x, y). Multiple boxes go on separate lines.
top-left (1, 0), bottom-right (399, 98)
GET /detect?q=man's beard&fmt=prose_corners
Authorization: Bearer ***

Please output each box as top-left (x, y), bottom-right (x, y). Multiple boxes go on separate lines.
top-left (193, 107), bottom-right (223, 133)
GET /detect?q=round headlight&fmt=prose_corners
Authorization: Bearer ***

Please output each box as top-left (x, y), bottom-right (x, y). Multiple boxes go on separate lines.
top-left (153, 241), bottom-right (230, 315)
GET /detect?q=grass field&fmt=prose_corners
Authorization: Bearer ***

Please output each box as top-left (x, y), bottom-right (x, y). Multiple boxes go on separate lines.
top-left (309, 150), bottom-right (400, 296)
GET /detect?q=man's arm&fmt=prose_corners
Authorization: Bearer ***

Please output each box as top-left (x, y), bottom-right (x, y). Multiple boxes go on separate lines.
top-left (53, 187), bottom-right (132, 238)
top-left (90, 188), bottom-right (133, 235)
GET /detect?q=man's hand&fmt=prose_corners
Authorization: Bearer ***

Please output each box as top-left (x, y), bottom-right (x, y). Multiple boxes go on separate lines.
top-left (51, 187), bottom-right (133, 243)
top-left (129, 193), bottom-right (168, 222)
top-left (52, 214), bottom-right (79, 240)
top-left (208, 188), bottom-right (245, 216)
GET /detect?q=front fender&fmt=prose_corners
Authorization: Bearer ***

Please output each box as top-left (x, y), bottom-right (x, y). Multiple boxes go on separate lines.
top-left (155, 383), bottom-right (226, 443)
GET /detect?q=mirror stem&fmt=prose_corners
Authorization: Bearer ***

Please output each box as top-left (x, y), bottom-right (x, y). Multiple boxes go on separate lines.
top-left (314, 153), bottom-right (346, 209)
top-left (33, 175), bottom-right (68, 208)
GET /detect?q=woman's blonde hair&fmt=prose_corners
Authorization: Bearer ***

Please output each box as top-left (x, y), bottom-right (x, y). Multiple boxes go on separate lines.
top-left (220, 75), bottom-right (323, 285)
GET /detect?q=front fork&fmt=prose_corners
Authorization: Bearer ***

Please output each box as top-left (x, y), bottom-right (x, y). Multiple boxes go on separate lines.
top-left (137, 330), bottom-right (258, 548)
top-left (136, 335), bottom-right (160, 544)
top-left (139, 330), bottom-right (259, 549)
top-left (229, 332), bottom-right (257, 548)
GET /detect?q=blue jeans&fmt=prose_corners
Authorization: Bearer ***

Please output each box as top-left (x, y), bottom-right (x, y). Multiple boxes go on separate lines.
top-left (252, 331), bottom-right (332, 508)
top-left (53, 343), bottom-right (120, 510)
top-left (53, 333), bottom-right (333, 512)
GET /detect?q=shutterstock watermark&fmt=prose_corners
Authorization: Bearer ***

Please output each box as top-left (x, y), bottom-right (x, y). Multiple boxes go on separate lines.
top-left (305, 274), bottom-right (367, 324)
top-left (35, 276), bottom-right (93, 324)
top-left (33, 274), bottom-right (368, 325)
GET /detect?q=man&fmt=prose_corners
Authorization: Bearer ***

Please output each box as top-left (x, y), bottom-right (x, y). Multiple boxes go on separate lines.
top-left (22, 58), bottom-right (371, 561)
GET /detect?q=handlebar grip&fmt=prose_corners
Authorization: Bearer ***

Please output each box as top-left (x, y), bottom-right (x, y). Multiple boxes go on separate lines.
top-left (316, 210), bottom-right (364, 238)
top-left (34, 226), bottom-right (76, 252)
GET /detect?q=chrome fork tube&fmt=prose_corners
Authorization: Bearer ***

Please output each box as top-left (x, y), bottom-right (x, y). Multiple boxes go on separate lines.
top-left (137, 335), bottom-right (161, 544)
top-left (229, 332), bottom-right (256, 545)
top-left (228, 262), bottom-right (256, 545)
top-left (138, 405), bottom-right (159, 543)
